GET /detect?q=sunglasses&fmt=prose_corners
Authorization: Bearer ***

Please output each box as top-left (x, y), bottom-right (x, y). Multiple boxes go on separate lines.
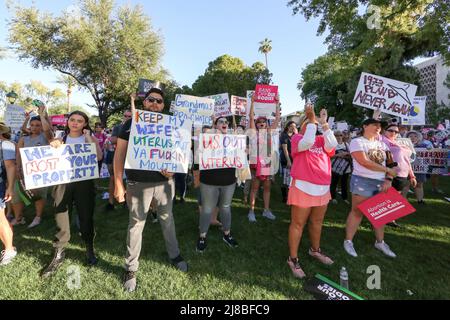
top-left (387, 129), bottom-right (399, 134)
top-left (145, 96), bottom-right (164, 104)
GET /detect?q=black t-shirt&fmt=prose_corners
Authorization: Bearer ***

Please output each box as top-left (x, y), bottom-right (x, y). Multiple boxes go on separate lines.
top-left (193, 164), bottom-right (236, 186)
top-left (279, 131), bottom-right (293, 165)
top-left (119, 119), bottom-right (168, 183)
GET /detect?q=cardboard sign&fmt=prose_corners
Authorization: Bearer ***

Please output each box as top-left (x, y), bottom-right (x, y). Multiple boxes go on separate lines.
top-left (304, 274), bottom-right (364, 301)
top-left (125, 110), bottom-right (192, 173)
top-left (4, 104), bottom-right (26, 132)
top-left (19, 143), bottom-right (99, 190)
top-left (357, 187), bottom-right (416, 228)
top-left (353, 72), bottom-right (418, 118)
top-left (206, 93), bottom-right (231, 117)
top-left (50, 114), bottom-right (68, 126)
top-left (230, 95), bottom-right (248, 116)
top-left (172, 94), bottom-right (214, 127)
top-left (401, 96), bottom-right (427, 125)
top-left (198, 134), bottom-right (248, 170)
top-left (137, 79), bottom-right (166, 98)
top-left (412, 148), bottom-right (448, 175)
top-left (253, 84), bottom-right (278, 118)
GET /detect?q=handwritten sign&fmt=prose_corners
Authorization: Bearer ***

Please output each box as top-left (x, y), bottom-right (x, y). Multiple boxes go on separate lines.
top-left (50, 114), bottom-right (68, 126)
top-left (4, 104), bottom-right (26, 132)
top-left (401, 96), bottom-right (426, 126)
top-left (357, 187), bottom-right (416, 228)
top-left (230, 95), bottom-right (248, 116)
top-left (198, 133), bottom-right (248, 170)
top-left (353, 72), bottom-right (418, 117)
top-left (125, 110), bottom-right (192, 173)
top-left (412, 148), bottom-right (448, 175)
top-left (253, 84), bottom-right (278, 118)
top-left (206, 93), bottom-right (231, 117)
top-left (172, 94), bottom-right (214, 127)
top-left (19, 143), bottom-right (99, 190)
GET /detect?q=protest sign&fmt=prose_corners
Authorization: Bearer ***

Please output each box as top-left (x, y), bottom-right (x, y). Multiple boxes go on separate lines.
top-left (401, 96), bottom-right (426, 125)
top-left (137, 79), bottom-right (166, 98)
top-left (19, 143), bottom-right (99, 190)
top-left (172, 94), bottom-right (214, 127)
top-left (336, 122), bottom-right (349, 132)
top-left (198, 133), bottom-right (248, 170)
top-left (357, 187), bottom-right (416, 228)
top-left (396, 137), bottom-right (416, 157)
top-left (353, 72), bottom-right (418, 118)
top-left (328, 117), bottom-right (335, 129)
top-left (304, 274), bottom-right (364, 300)
top-left (206, 93), bottom-right (231, 118)
top-left (253, 84), bottom-right (278, 118)
top-left (50, 114), bottom-right (68, 126)
top-left (125, 109), bottom-right (192, 173)
top-left (4, 104), bottom-right (26, 132)
top-left (230, 95), bottom-right (248, 116)
top-left (445, 119), bottom-right (449, 129)
top-left (411, 148), bottom-right (448, 175)
top-left (100, 162), bottom-right (110, 178)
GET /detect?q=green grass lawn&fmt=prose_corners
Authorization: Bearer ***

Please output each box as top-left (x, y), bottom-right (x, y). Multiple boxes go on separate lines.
top-left (1, 177), bottom-right (449, 300)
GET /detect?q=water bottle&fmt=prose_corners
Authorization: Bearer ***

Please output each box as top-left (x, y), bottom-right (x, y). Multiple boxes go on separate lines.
top-left (340, 267), bottom-right (349, 289)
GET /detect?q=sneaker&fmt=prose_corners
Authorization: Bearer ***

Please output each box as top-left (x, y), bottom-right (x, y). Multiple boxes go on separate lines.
top-left (286, 257), bottom-right (306, 279)
top-left (308, 248), bottom-right (334, 265)
top-left (343, 240), bottom-right (358, 257)
top-left (374, 241), bottom-right (396, 258)
top-left (171, 255), bottom-right (188, 272)
top-left (196, 236), bottom-right (207, 253)
top-left (0, 248), bottom-right (17, 266)
top-left (331, 199), bottom-right (338, 205)
top-left (386, 221), bottom-right (401, 228)
top-left (27, 216), bottom-right (41, 229)
top-left (40, 248), bottom-right (65, 278)
top-left (262, 209), bottom-right (276, 221)
top-left (223, 233), bottom-right (238, 248)
top-left (343, 199), bottom-right (351, 205)
top-left (123, 271), bottom-right (137, 292)
top-left (10, 218), bottom-right (26, 226)
top-left (150, 212), bottom-right (158, 223)
top-left (248, 211), bottom-right (257, 223)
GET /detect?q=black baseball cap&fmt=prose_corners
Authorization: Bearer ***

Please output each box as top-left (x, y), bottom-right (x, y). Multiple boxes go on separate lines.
top-left (144, 87), bottom-right (165, 99)
top-left (362, 118), bottom-right (385, 126)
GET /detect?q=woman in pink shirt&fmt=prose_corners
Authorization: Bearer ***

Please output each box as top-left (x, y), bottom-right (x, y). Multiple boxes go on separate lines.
top-left (287, 104), bottom-right (337, 279)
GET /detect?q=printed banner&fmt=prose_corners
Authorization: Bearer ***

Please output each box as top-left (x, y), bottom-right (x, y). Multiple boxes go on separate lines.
top-left (401, 96), bottom-right (427, 125)
top-left (4, 104), bottom-right (26, 132)
top-left (172, 94), bottom-right (214, 127)
top-left (253, 84), bottom-right (278, 118)
top-left (125, 110), bottom-right (192, 173)
top-left (50, 114), bottom-right (68, 126)
top-left (304, 274), bottom-right (364, 300)
top-left (137, 79), bottom-right (166, 98)
top-left (412, 148), bottom-right (448, 175)
top-left (357, 187), bottom-right (416, 228)
top-left (19, 143), bottom-right (99, 190)
top-left (230, 95), bottom-right (248, 116)
top-left (353, 72), bottom-right (418, 118)
top-left (198, 133), bottom-right (248, 170)
top-left (206, 93), bottom-right (231, 118)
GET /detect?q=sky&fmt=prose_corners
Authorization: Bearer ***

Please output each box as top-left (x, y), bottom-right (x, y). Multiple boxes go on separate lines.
top-left (0, 0), bottom-right (329, 116)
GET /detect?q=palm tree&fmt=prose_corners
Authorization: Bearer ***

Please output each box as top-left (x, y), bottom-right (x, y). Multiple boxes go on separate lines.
top-left (56, 74), bottom-right (77, 113)
top-left (258, 38), bottom-right (272, 70)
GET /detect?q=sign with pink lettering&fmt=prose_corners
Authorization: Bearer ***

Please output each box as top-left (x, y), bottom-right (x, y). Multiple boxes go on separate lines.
top-left (50, 114), bottom-right (68, 126)
top-left (353, 72), bottom-right (417, 118)
top-left (199, 134), bottom-right (248, 170)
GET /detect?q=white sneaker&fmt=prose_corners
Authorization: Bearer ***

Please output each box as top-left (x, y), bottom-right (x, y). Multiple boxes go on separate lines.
top-left (28, 217), bottom-right (41, 229)
top-left (0, 248), bottom-right (17, 266)
top-left (375, 241), bottom-right (397, 258)
top-left (343, 240), bottom-right (358, 257)
top-left (248, 211), bottom-right (257, 223)
top-left (10, 218), bottom-right (26, 226)
top-left (262, 210), bottom-right (276, 221)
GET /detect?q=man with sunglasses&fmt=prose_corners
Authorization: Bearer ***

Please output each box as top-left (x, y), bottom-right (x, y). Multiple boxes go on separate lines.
top-left (114, 88), bottom-right (187, 293)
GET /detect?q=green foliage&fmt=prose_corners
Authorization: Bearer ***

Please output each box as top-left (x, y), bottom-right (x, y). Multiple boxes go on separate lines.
top-left (190, 55), bottom-right (272, 97)
top-left (8, 0), bottom-right (166, 125)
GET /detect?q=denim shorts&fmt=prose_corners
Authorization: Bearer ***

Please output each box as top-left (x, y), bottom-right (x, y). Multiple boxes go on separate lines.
top-left (350, 175), bottom-right (383, 198)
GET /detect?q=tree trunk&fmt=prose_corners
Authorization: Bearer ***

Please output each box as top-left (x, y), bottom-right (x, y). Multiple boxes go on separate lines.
top-left (265, 53), bottom-right (268, 70)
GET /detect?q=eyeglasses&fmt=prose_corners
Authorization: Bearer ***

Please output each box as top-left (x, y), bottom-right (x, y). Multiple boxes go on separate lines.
top-left (387, 129), bottom-right (399, 134)
top-left (145, 96), bottom-right (164, 104)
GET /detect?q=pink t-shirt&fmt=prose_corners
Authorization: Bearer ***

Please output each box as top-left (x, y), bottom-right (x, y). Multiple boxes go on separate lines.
top-left (94, 132), bottom-right (107, 150)
top-left (381, 136), bottom-right (414, 178)
top-left (290, 134), bottom-right (335, 185)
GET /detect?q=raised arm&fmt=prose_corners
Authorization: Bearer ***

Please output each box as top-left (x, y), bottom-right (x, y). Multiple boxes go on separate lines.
top-left (20, 113), bottom-right (31, 135)
top-left (270, 94), bottom-right (281, 130)
top-left (249, 95), bottom-right (255, 130)
top-left (38, 105), bottom-right (54, 142)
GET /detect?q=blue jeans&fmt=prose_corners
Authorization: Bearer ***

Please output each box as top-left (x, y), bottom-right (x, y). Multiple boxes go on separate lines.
top-left (199, 183), bottom-right (236, 234)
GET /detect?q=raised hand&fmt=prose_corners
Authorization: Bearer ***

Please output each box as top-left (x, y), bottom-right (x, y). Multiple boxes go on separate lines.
top-left (305, 103), bottom-right (316, 123)
top-left (319, 108), bottom-right (328, 125)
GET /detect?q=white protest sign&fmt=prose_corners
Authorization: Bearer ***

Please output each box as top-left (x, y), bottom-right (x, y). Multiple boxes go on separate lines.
top-left (199, 133), bottom-right (248, 170)
top-left (412, 148), bottom-right (448, 175)
top-left (231, 95), bottom-right (248, 116)
top-left (401, 96), bottom-right (427, 125)
top-left (19, 143), bottom-right (99, 190)
top-left (206, 93), bottom-right (231, 118)
top-left (353, 72), bottom-right (418, 118)
top-left (4, 104), bottom-right (26, 132)
top-left (336, 122), bottom-right (349, 132)
top-left (172, 94), bottom-right (214, 127)
top-left (125, 110), bottom-right (192, 173)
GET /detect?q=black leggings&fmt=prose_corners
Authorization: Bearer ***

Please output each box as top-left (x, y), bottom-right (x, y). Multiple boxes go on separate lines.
top-left (330, 172), bottom-right (349, 200)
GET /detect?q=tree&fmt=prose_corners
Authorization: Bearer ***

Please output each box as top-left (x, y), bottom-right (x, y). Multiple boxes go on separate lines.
top-left (56, 74), bottom-right (78, 113)
top-left (258, 38), bottom-right (272, 70)
top-left (9, 0), bottom-right (166, 125)
top-left (190, 55), bottom-right (272, 97)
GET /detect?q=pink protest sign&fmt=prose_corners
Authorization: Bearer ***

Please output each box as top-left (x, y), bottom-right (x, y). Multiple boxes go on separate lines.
top-left (50, 115), bottom-right (67, 126)
top-left (357, 187), bottom-right (416, 228)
